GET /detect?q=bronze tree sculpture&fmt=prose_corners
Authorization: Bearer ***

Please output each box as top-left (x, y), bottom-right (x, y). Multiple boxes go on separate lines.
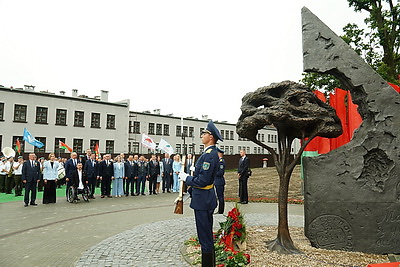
top-left (236, 80), bottom-right (342, 254)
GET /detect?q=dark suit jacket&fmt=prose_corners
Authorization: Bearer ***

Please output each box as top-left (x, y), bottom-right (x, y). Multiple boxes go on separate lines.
top-left (185, 158), bottom-right (194, 173)
top-left (148, 160), bottom-right (160, 177)
top-left (22, 160), bottom-right (41, 182)
top-left (65, 158), bottom-right (81, 178)
top-left (162, 158), bottom-right (173, 174)
top-left (84, 159), bottom-right (99, 178)
top-left (99, 160), bottom-right (114, 178)
top-left (238, 156), bottom-right (250, 178)
top-left (70, 169), bottom-right (88, 187)
top-left (124, 160), bottom-right (138, 178)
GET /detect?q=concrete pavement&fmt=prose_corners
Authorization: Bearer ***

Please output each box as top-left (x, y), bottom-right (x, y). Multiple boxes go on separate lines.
top-left (0, 193), bottom-right (304, 266)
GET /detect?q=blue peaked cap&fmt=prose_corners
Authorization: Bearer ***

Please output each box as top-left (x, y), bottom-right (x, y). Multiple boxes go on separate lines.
top-left (205, 120), bottom-right (223, 142)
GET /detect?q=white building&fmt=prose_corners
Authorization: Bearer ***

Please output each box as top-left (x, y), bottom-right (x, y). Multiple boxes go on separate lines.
top-left (0, 85), bottom-right (300, 156)
top-left (0, 86), bottom-right (129, 155)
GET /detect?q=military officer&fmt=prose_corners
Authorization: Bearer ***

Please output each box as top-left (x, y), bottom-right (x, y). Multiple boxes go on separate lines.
top-left (215, 148), bottom-right (226, 214)
top-left (179, 120), bottom-right (223, 267)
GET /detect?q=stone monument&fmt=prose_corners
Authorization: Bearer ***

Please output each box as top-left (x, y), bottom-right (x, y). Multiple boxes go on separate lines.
top-left (302, 7), bottom-right (400, 254)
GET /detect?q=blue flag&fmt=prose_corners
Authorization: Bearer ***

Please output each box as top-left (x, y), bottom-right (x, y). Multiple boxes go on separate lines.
top-left (23, 128), bottom-right (44, 148)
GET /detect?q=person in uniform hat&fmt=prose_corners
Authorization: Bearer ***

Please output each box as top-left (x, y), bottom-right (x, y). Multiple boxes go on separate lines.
top-left (215, 148), bottom-right (226, 214)
top-left (179, 120), bottom-right (222, 267)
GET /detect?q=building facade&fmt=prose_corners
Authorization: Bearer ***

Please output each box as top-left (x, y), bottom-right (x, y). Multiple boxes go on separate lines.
top-left (0, 86), bottom-right (129, 155)
top-left (0, 86), bottom-right (300, 157)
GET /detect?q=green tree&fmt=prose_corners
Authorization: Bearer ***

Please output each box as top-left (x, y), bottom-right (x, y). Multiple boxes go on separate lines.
top-left (302, 0), bottom-right (400, 90)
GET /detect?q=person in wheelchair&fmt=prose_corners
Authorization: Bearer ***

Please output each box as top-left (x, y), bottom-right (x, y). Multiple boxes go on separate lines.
top-left (69, 162), bottom-right (88, 201)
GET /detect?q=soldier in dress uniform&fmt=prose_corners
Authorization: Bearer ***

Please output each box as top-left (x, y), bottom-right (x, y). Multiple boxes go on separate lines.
top-left (179, 120), bottom-right (223, 267)
top-left (215, 148), bottom-right (226, 214)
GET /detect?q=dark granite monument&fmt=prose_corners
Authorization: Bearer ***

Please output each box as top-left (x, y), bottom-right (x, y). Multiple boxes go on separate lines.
top-left (302, 7), bottom-right (400, 254)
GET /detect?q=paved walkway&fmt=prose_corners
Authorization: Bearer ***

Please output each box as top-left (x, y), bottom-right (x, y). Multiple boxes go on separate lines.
top-left (0, 193), bottom-right (304, 267)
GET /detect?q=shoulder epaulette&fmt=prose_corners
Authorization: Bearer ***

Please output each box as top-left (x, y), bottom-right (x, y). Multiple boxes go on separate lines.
top-left (206, 148), bottom-right (212, 153)
top-left (220, 159), bottom-right (223, 162)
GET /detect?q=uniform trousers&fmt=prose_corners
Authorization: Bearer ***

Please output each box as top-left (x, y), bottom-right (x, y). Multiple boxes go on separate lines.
top-left (215, 184), bottom-right (225, 214)
top-left (5, 174), bottom-right (14, 194)
top-left (194, 209), bottom-right (215, 253)
top-left (0, 174), bottom-right (6, 193)
top-left (24, 181), bottom-right (37, 204)
top-left (14, 174), bottom-right (23, 196)
top-left (101, 176), bottom-right (112, 196)
top-left (136, 175), bottom-right (146, 194)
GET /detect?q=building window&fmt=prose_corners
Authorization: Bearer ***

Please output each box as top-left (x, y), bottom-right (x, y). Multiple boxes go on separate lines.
top-left (34, 137), bottom-right (46, 153)
top-left (199, 128), bottom-right (204, 136)
top-left (74, 111), bottom-right (84, 127)
top-left (106, 140), bottom-right (114, 154)
top-left (176, 144), bottom-right (181, 154)
top-left (91, 113), bottom-right (101, 128)
top-left (54, 138), bottom-right (66, 154)
top-left (246, 147), bottom-right (250, 154)
top-left (56, 109), bottom-right (67, 126)
top-left (225, 131), bottom-right (229, 140)
top-left (14, 104), bottom-right (27, 122)
top-left (148, 123), bottom-right (155, 135)
top-left (183, 126), bottom-right (188, 137)
top-left (35, 107), bottom-right (48, 124)
top-left (199, 145), bottom-right (204, 153)
top-left (163, 124), bottom-right (169, 136)
top-left (189, 127), bottom-right (194, 138)
top-left (132, 142), bottom-right (139, 153)
top-left (176, 126), bottom-right (182, 137)
top-left (133, 121), bottom-right (140, 134)
top-left (268, 134), bottom-right (271, 143)
top-left (230, 146), bottom-right (233, 155)
top-left (13, 136), bottom-right (24, 153)
top-left (90, 139), bottom-right (99, 152)
top-left (189, 144), bottom-right (194, 154)
top-left (254, 147), bottom-right (257, 154)
top-left (230, 131), bottom-right (234, 140)
top-left (73, 139), bottom-right (83, 153)
top-left (128, 121), bottom-right (133, 133)
top-left (221, 130), bottom-right (224, 139)
top-left (156, 123), bottom-right (162, 135)
top-left (106, 114), bottom-right (115, 129)
top-left (0, 103), bottom-right (4, 121)
top-left (261, 134), bottom-right (265, 142)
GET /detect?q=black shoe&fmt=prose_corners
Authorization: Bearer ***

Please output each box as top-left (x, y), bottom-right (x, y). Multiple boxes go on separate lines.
top-left (167, 191), bottom-right (171, 193)
top-left (162, 191), bottom-right (165, 193)
top-left (141, 193), bottom-right (145, 195)
top-left (153, 192), bottom-right (157, 195)
top-left (30, 203), bottom-right (38, 206)
top-left (240, 201), bottom-right (248, 204)
top-left (131, 194), bottom-right (135, 196)
top-left (149, 192), bottom-right (152, 195)
top-left (24, 203), bottom-right (28, 207)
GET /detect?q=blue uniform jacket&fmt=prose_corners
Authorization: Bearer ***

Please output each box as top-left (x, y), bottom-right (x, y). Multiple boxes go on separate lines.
top-left (214, 158), bottom-right (225, 186)
top-left (186, 146), bottom-right (218, 211)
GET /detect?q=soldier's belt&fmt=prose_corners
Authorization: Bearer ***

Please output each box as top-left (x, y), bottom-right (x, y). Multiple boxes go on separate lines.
top-left (193, 184), bottom-right (214, 190)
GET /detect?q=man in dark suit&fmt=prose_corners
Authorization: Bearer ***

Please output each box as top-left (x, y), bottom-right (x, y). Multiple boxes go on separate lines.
top-left (237, 149), bottom-right (250, 204)
top-left (162, 153), bottom-right (173, 193)
top-left (64, 152), bottom-right (81, 197)
top-left (215, 148), bottom-right (226, 214)
top-left (70, 162), bottom-right (88, 200)
top-left (81, 149), bottom-right (92, 167)
top-left (148, 154), bottom-right (160, 195)
top-left (124, 155), bottom-right (138, 196)
top-left (84, 153), bottom-right (99, 199)
top-left (22, 153), bottom-right (41, 206)
top-left (99, 154), bottom-right (113, 198)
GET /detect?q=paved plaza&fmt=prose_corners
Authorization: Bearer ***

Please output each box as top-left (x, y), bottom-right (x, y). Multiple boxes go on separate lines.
top-left (0, 193), bottom-right (304, 266)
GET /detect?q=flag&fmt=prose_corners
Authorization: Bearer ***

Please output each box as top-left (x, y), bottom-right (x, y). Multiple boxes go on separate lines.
top-left (15, 138), bottom-right (21, 153)
top-left (59, 140), bottom-right (73, 152)
top-left (94, 142), bottom-right (100, 160)
top-left (141, 133), bottom-right (156, 151)
top-left (347, 92), bottom-right (362, 139)
top-left (23, 128), bottom-right (44, 148)
top-left (157, 138), bottom-right (174, 155)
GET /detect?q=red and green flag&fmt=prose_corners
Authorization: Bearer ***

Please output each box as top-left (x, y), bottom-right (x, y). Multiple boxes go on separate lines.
top-left (15, 138), bottom-right (21, 153)
top-left (94, 142), bottom-right (100, 160)
top-left (59, 140), bottom-right (73, 152)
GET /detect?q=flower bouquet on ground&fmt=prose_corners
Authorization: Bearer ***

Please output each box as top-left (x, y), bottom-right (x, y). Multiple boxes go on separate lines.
top-left (183, 204), bottom-right (250, 266)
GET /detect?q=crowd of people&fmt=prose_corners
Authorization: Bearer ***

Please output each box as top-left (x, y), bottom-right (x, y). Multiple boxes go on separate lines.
top-left (0, 148), bottom-right (236, 209)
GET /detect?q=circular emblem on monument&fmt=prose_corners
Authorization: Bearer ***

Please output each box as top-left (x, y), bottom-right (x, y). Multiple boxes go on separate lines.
top-left (308, 215), bottom-right (353, 251)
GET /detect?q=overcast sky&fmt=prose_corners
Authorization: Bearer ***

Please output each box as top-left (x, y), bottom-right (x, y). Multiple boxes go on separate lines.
top-left (0, 0), bottom-right (367, 123)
